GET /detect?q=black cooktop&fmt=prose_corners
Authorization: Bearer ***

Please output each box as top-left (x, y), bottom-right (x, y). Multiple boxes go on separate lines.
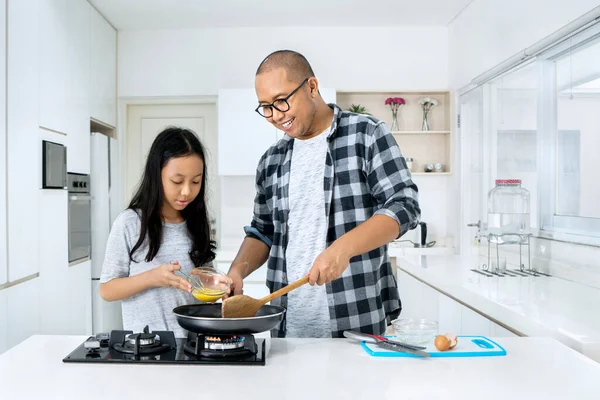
top-left (62, 327), bottom-right (266, 366)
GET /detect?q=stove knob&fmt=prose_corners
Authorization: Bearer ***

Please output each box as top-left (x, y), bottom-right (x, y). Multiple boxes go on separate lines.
top-left (84, 337), bottom-right (101, 350)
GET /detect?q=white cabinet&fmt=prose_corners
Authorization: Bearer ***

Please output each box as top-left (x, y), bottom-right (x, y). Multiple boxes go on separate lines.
top-left (36, 188), bottom-right (94, 336)
top-left (397, 270), bottom-right (518, 338)
top-left (90, 8), bottom-right (116, 127)
top-left (6, 277), bottom-right (40, 351)
top-left (66, 0), bottom-right (91, 174)
top-left (38, 0), bottom-right (91, 172)
top-left (38, 189), bottom-right (70, 334)
top-left (0, 288), bottom-right (7, 354)
top-left (437, 292), bottom-right (462, 334)
top-left (68, 260), bottom-right (93, 335)
top-left (397, 269), bottom-right (439, 322)
top-left (491, 322), bottom-right (517, 337)
top-left (218, 89), bottom-right (278, 176)
top-left (461, 306), bottom-right (492, 336)
top-left (38, 0), bottom-right (68, 134)
top-left (0, 0), bottom-right (7, 286)
top-left (7, 0), bottom-right (40, 282)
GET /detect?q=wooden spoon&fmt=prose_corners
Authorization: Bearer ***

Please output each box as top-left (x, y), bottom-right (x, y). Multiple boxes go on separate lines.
top-left (221, 275), bottom-right (309, 318)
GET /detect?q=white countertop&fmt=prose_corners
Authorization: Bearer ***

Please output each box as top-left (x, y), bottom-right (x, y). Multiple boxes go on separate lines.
top-left (396, 254), bottom-right (600, 363)
top-left (1, 335), bottom-right (599, 399)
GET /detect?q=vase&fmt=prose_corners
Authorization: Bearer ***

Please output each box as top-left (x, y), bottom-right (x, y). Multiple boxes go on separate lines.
top-left (390, 109), bottom-right (400, 131)
top-left (421, 109), bottom-right (431, 131)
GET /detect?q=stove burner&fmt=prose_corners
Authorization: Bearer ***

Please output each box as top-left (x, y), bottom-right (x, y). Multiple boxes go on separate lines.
top-left (109, 326), bottom-right (177, 356)
top-left (204, 335), bottom-right (245, 350)
top-left (125, 332), bottom-right (157, 347)
top-left (184, 333), bottom-right (256, 359)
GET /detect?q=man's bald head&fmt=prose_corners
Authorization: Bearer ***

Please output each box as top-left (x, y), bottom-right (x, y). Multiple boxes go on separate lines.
top-left (256, 50), bottom-right (315, 84)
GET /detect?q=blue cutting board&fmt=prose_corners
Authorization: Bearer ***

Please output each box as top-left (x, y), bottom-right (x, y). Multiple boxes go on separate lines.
top-left (361, 336), bottom-right (507, 358)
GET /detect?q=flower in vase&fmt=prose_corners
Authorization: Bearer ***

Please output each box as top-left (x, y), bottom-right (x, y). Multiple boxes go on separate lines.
top-left (418, 97), bottom-right (438, 107)
top-left (385, 97), bottom-right (406, 107)
top-left (384, 97), bottom-right (405, 131)
top-left (419, 97), bottom-right (438, 131)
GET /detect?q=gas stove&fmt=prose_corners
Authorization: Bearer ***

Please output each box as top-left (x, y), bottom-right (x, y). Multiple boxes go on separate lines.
top-left (62, 326), bottom-right (266, 366)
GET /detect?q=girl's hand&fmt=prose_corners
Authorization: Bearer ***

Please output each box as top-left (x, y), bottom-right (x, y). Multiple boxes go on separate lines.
top-left (150, 261), bottom-right (192, 292)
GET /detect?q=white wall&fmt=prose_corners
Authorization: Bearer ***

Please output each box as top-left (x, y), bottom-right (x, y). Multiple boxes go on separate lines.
top-left (118, 26), bottom-right (449, 96)
top-left (118, 26), bottom-right (451, 251)
top-left (448, 0), bottom-right (600, 89)
top-left (219, 177), bottom-right (256, 250)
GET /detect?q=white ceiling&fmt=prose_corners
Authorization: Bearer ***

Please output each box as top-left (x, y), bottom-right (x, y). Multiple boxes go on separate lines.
top-left (89, 0), bottom-right (474, 31)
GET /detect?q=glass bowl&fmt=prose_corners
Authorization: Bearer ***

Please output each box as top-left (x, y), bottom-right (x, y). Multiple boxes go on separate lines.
top-left (391, 318), bottom-right (438, 345)
top-left (187, 267), bottom-right (231, 303)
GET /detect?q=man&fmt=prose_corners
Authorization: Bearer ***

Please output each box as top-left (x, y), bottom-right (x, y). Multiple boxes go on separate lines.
top-left (226, 50), bottom-right (420, 338)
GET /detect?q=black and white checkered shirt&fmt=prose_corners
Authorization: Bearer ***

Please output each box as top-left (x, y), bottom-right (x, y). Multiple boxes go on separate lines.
top-left (245, 104), bottom-right (420, 337)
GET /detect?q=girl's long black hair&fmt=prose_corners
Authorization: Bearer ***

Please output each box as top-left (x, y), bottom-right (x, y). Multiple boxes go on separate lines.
top-left (128, 126), bottom-right (216, 267)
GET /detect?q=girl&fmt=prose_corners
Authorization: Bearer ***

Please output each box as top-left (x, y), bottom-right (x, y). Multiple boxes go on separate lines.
top-left (99, 126), bottom-right (218, 338)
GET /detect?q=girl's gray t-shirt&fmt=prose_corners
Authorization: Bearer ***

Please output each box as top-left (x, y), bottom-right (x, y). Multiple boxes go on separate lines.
top-left (100, 209), bottom-right (201, 338)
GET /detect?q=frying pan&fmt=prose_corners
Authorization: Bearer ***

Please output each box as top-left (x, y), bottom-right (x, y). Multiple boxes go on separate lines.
top-left (172, 303), bottom-right (285, 334)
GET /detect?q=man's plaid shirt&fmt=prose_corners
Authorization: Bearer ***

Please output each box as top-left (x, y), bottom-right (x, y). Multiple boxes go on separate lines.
top-left (244, 104), bottom-right (421, 337)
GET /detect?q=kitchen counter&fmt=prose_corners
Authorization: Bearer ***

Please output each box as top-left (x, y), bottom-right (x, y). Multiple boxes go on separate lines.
top-left (1, 335), bottom-right (599, 399)
top-left (395, 254), bottom-right (600, 363)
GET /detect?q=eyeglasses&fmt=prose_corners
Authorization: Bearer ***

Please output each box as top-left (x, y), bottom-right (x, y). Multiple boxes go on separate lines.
top-left (255, 78), bottom-right (309, 118)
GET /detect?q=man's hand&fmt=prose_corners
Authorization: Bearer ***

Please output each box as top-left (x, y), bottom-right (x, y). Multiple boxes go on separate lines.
top-left (225, 269), bottom-right (244, 298)
top-left (306, 215), bottom-right (400, 286)
top-left (224, 261), bottom-right (249, 299)
top-left (308, 246), bottom-right (350, 286)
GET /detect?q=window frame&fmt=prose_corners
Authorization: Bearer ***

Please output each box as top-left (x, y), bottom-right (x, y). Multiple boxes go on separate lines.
top-left (536, 24), bottom-right (600, 246)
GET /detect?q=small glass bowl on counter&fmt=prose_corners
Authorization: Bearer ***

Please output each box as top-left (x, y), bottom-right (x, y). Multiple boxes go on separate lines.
top-left (391, 318), bottom-right (438, 345)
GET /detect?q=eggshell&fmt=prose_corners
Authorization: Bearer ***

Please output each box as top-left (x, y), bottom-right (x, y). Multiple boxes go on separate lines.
top-left (445, 333), bottom-right (458, 349)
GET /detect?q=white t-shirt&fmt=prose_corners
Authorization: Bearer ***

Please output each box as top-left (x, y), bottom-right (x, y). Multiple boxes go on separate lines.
top-left (100, 209), bottom-right (201, 338)
top-left (284, 128), bottom-right (331, 338)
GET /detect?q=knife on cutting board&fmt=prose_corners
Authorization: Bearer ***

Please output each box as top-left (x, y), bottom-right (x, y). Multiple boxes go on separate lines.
top-left (343, 331), bottom-right (430, 357)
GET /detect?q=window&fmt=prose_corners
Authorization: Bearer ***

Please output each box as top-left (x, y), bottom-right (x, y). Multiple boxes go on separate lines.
top-left (489, 62), bottom-right (539, 229)
top-left (460, 24), bottom-right (600, 244)
top-left (539, 28), bottom-right (600, 240)
top-left (555, 41), bottom-right (600, 219)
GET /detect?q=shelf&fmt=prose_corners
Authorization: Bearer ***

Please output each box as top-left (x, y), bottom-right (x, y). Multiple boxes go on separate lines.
top-left (90, 118), bottom-right (116, 137)
top-left (411, 172), bottom-right (452, 176)
top-left (336, 90), bottom-right (453, 175)
top-left (392, 130), bottom-right (450, 135)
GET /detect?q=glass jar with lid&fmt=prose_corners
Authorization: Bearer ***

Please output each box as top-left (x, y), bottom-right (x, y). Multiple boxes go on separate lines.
top-left (487, 179), bottom-right (530, 243)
